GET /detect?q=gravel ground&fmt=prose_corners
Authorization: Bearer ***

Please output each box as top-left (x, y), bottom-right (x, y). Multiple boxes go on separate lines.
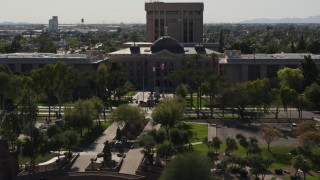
top-left (216, 123), bottom-right (299, 147)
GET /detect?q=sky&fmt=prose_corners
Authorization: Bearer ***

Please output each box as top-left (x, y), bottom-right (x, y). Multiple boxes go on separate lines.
top-left (0, 0), bottom-right (320, 24)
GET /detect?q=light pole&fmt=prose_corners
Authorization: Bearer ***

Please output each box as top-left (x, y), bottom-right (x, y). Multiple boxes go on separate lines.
top-left (142, 58), bottom-right (145, 103)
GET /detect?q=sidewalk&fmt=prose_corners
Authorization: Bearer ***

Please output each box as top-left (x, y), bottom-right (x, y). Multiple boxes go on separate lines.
top-left (208, 124), bottom-right (217, 141)
top-left (119, 111), bottom-right (160, 175)
top-left (70, 122), bottom-right (122, 172)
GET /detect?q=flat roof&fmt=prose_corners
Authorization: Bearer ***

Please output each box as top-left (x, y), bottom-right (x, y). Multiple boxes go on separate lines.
top-left (228, 53), bottom-right (320, 60)
top-left (0, 53), bottom-right (106, 64)
top-left (108, 47), bottom-right (215, 55)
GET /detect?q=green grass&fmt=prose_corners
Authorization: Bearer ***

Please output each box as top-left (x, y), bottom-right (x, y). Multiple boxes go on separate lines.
top-left (184, 122), bottom-right (208, 143)
top-left (78, 121), bottom-right (111, 148)
top-left (125, 92), bottom-right (137, 97)
top-left (19, 153), bottom-right (56, 164)
top-left (284, 177), bottom-right (320, 180)
top-left (193, 143), bottom-right (300, 168)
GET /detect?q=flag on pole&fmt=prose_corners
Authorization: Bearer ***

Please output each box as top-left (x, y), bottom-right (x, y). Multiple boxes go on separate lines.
top-left (161, 63), bottom-right (165, 70)
top-left (152, 66), bottom-right (155, 72)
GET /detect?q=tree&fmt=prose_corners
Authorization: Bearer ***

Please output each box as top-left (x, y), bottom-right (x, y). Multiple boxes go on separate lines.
top-left (298, 131), bottom-right (320, 150)
top-left (291, 155), bottom-right (312, 180)
top-left (21, 129), bottom-right (46, 172)
top-left (37, 33), bottom-right (57, 53)
top-left (32, 62), bottom-right (77, 116)
top-left (63, 130), bottom-right (79, 154)
top-left (280, 86), bottom-right (297, 118)
top-left (231, 83), bottom-right (249, 121)
top-left (175, 84), bottom-right (189, 99)
top-left (219, 30), bottom-right (224, 52)
top-left (297, 34), bottom-right (306, 52)
top-left (138, 134), bottom-right (156, 165)
top-left (10, 75), bottom-right (40, 144)
top-left (152, 98), bottom-right (185, 137)
top-left (211, 136), bottom-right (222, 154)
top-left (307, 40), bottom-right (320, 54)
top-left (246, 78), bottom-right (272, 117)
top-left (114, 81), bottom-right (134, 100)
top-left (201, 75), bottom-right (225, 117)
top-left (296, 121), bottom-right (318, 135)
top-left (64, 99), bottom-right (96, 137)
top-left (206, 137), bottom-right (222, 164)
top-left (236, 134), bottom-right (249, 156)
top-left (111, 104), bottom-right (146, 138)
top-left (160, 152), bottom-right (216, 180)
top-left (89, 96), bottom-right (105, 125)
top-left (260, 126), bottom-right (283, 152)
top-left (247, 137), bottom-right (261, 156)
top-left (304, 83), bottom-right (320, 107)
top-left (225, 137), bottom-right (238, 155)
top-left (277, 67), bottom-right (304, 92)
top-left (49, 133), bottom-right (64, 159)
top-left (291, 41), bottom-right (296, 53)
top-left (248, 154), bottom-right (273, 180)
top-left (0, 72), bottom-right (11, 111)
top-left (92, 63), bottom-right (109, 98)
top-left (293, 95), bottom-right (312, 120)
top-left (169, 128), bottom-right (189, 146)
top-left (5, 35), bottom-right (22, 53)
top-left (0, 112), bottom-right (23, 149)
top-left (157, 141), bottom-right (175, 163)
top-left (300, 55), bottom-right (319, 87)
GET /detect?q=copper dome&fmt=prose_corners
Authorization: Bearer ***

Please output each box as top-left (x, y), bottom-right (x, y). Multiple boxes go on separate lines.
top-left (151, 36), bottom-right (184, 54)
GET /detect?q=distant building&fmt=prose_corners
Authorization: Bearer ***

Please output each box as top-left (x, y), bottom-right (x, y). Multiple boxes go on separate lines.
top-left (145, 1), bottom-right (204, 43)
top-left (49, 16), bottom-right (59, 32)
top-left (220, 50), bottom-right (320, 82)
top-left (108, 36), bottom-right (219, 91)
top-left (0, 51), bottom-right (107, 97)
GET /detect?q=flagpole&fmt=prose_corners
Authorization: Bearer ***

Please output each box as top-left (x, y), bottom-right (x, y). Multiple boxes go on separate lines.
top-left (162, 62), bottom-right (164, 96)
top-left (153, 66), bottom-right (156, 92)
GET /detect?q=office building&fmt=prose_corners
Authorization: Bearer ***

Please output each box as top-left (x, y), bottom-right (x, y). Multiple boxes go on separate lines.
top-left (220, 50), bottom-right (320, 82)
top-left (49, 16), bottom-right (59, 32)
top-left (145, 1), bottom-right (204, 43)
top-left (0, 51), bottom-right (106, 96)
top-left (108, 36), bottom-right (220, 91)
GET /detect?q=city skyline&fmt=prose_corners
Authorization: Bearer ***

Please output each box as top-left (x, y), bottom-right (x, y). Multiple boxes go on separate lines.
top-left (1, 0), bottom-right (320, 24)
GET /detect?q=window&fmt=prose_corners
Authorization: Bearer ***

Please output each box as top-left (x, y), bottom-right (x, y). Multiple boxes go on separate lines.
top-left (147, 11), bottom-right (153, 15)
top-left (167, 11), bottom-right (178, 15)
top-left (189, 11), bottom-right (193, 15)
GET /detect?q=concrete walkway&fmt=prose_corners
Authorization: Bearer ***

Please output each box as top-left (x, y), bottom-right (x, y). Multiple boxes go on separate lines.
top-left (119, 108), bottom-right (160, 175)
top-left (208, 124), bottom-right (217, 141)
top-left (70, 122), bottom-right (123, 172)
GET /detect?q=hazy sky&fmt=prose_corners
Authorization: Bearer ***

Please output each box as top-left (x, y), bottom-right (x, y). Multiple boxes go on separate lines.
top-left (1, 0), bottom-right (319, 24)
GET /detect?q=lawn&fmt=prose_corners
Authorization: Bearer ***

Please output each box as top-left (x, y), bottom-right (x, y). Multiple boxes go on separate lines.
top-left (186, 94), bottom-right (210, 108)
top-left (183, 122), bottom-right (208, 143)
top-left (284, 177), bottom-right (320, 180)
top-left (125, 92), bottom-right (137, 97)
top-left (19, 153), bottom-right (56, 164)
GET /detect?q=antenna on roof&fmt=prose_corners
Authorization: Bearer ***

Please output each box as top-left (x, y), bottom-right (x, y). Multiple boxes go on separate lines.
top-left (165, 26), bottom-right (168, 36)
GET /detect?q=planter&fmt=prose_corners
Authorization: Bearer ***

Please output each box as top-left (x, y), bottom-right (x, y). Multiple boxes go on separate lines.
top-left (290, 176), bottom-right (298, 180)
top-left (274, 169), bottom-right (283, 175)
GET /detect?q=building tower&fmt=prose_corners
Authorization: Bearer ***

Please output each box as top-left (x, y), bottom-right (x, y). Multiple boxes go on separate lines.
top-left (49, 16), bottom-right (59, 32)
top-left (145, 1), bottom-right (204, 43)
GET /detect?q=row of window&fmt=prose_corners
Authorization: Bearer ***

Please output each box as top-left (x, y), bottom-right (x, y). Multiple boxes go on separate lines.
top-left (147, 11), bottom-right (202, 15)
